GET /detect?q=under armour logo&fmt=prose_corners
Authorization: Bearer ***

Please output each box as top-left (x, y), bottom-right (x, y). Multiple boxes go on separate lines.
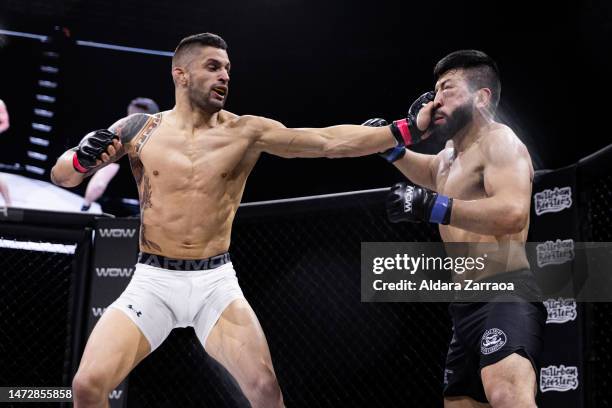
top-left (127, 304), bottom-right (142, 317)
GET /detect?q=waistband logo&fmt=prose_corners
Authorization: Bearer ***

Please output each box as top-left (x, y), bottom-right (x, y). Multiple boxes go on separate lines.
top-left (536, 239), bottom-right (574, 268)
top-left (544, 298), bottom-right (577, 324)
top-left (127, 304), bottom-right (142, 317)
top-left (534, 187), bottom-right (572, 216)
top-left (540, 365), bottom-right (579, 392)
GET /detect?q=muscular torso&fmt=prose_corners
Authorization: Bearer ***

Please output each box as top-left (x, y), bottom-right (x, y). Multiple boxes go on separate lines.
top-left (434, 125), bottom-right (531, 281)
top-left (126, 110), bottom-right (259, 259)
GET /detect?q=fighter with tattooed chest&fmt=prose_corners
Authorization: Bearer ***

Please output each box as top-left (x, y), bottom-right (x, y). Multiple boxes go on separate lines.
top-left (51, 33), bottom-right (427, 408)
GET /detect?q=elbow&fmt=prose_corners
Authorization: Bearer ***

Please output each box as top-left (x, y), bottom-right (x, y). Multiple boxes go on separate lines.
top-left (50, 167), bottom-right (79, 188)
top-left (501, 205), bottom-right (529, 234)
top-left (50, 168), bottom-right (62, 186)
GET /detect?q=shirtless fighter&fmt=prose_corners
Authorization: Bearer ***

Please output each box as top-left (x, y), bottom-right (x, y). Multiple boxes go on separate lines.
top-left (367, 50), bottom-right (546, 407)
top-left (50, 33), bottom-right (426, 408)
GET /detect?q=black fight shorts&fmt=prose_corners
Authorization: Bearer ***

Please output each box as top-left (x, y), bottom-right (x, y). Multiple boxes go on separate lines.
top-left (442, 269), bottom-right (547, 402)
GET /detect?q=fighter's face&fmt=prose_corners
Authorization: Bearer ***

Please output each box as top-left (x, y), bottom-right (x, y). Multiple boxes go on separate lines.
top-left (185, 46), bottom-right (230, 113)
top-left (430, 69), bottom-right (475, 140)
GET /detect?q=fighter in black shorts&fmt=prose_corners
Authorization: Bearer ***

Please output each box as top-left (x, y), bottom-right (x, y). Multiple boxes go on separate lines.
top-left (366, 50), bottom-right (545, 407)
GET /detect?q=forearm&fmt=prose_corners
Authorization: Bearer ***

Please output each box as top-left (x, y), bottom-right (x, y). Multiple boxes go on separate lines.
top-left (450, 197), bottom-right (529, 235)
top-left (321, 125), bottom-right (396, 157)
top-left (51, 149), bottom-right (88, 188)
top-left (393, 150), bottom-right (436, 190)
top-left (279, 125), bottom-right (395, 158)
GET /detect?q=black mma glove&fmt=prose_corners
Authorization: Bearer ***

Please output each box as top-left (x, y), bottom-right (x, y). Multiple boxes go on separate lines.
top-left (362, 91), bottom-right (435, 163)
top-left (72, 129), bottom-right (118, 173)
top-left (386, 181), bottom-right (453, 225)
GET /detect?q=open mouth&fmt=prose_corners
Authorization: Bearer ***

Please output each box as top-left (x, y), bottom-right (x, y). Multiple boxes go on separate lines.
top-left (212, 86), bottom-right (227, 97)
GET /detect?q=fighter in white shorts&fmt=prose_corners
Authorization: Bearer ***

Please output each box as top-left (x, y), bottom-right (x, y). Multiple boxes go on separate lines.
top-left (51, 32), bottom-right (428, 408)
top-left (110, 252), bottom-right (242, 352)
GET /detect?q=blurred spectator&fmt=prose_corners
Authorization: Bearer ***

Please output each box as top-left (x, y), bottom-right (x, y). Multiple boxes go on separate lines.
top-left (0, 98), bottom-right (12, 206)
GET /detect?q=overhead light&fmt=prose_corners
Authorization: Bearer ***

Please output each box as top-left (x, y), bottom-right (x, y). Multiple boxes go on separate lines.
top-left (32, 123), bottom-right (52, 132)
top-left (36, 94), bottom-right (56, 103)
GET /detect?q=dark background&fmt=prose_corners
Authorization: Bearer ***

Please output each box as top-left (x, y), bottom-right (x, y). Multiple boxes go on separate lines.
top-left (0, 0), bottom-right (609, 204)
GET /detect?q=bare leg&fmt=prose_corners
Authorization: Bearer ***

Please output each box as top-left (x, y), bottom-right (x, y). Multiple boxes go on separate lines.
top-left (481, 353), bottom-right (537, 408)
top-left (205, 299), bottom-right (284, 408)
top-left (72, 309), bottom-right (151, 408)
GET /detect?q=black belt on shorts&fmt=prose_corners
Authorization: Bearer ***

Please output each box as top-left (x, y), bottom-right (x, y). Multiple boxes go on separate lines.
top-left (137, 252), bottom-right (231, 271)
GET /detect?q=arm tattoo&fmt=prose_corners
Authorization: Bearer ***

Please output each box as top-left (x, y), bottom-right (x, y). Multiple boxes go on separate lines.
top-left (139, 174), bottom-right (162, 252)
top-left (110, 113), bottom-right (151, 144)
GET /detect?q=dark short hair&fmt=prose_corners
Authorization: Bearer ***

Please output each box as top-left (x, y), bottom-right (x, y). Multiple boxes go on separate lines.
top-left (434, 50), bottom-right (501, 110)
top-left (172, 33), bottom-right (227, 66)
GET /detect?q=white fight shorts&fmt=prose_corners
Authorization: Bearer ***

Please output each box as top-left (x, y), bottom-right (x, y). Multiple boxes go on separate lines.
top-left (107, 253), bottom-right (245, 351)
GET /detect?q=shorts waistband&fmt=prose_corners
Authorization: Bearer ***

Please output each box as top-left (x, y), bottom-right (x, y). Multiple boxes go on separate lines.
top-left (137, 252), bottom-right (231, 271)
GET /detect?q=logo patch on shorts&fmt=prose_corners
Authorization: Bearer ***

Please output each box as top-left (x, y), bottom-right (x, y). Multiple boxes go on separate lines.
top-left (480, 328), bottom-right (507, 355)
top-left (127, 304), bottom-right (142, 317)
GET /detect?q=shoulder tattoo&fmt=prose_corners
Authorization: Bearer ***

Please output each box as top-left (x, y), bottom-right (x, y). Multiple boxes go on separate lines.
top-left (110, 113), bottom-right (151, 144)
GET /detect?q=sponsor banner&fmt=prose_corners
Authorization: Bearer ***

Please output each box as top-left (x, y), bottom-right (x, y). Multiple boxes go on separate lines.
top-left (540, 365), bottom-right (579, 393)
top-left (95, 267), bottom-right (135, 278)
top-left (83, 218), bottom-right (140, 408)
top-left (106, 381), bottom-right (128, 408)
top-left (532, 166), bottom-right (583, 407)
top-left (97, 228), bottom-right (138, 238)
top-left (86, 218), bottom-right (139, 333)
top-left (530, 166), bottom-right (579, 242)
top-left (534, 187), bottom-right (573, 216)
top-left (536, 239), bottom-right (575, 268)
top-left (544, 298), bottom-right (577, 324)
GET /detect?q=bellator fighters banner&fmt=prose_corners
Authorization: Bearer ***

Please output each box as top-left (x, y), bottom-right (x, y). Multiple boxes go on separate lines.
top-left (83, 217), bottom-right (140, 408)
top-left (530, 165), bottom-right (584, 407)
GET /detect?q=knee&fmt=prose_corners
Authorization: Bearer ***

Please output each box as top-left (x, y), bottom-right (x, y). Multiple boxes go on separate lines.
top-left (72, 371), bottom-right (108, 404)
top-left (485, 381), bottom-right (512, 407)
top-left (484, 380), bottom-right (535, 408)
top-left (245, 368), bottom-right (282, 408)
